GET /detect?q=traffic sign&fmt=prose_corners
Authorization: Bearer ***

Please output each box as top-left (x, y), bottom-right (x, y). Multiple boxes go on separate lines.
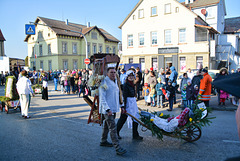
top-left (84, 58), bottom-right (90, 65)
top-left (25, 24), bottom-right (35, 35)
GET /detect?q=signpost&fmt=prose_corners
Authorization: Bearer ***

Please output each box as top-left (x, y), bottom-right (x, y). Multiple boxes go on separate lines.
top-left (25, 24), bottom-right (36, 35)
top-left (84, 58), bottom-right (90, 65)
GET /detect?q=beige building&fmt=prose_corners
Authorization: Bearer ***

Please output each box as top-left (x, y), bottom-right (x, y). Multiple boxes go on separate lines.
top-left (119, 0), bottom-right (218, 73)
top-left (24, 17), bottom-right (119, 71)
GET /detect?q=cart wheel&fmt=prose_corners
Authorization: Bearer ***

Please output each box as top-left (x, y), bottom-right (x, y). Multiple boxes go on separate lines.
top-left (181, 124), bottom-right (201, 142)
top-left (5, 105), bottom-right (9, 114)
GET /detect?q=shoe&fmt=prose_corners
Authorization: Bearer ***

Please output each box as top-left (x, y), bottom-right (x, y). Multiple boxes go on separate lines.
top-left (117, 135), bottom-right (122, 140)
top-left (116, 147), bottom-right (127, 155)
top-left (100, 141), bottom-right (113, 147)
top-left (24, 116), bottom-right (31, 119)
top-left (22, 115), bottom-right (25, 117)
top-left (223, 102), bottom-right (226, 106)
top-left (218, 102), bottom-right (221, 106)
top-left (167, 109), bottom-right (172, 111)
top-left (133, 136), bottom-right (143, 140)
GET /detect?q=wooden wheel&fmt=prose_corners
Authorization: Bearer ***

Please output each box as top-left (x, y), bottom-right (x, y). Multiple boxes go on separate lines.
top-left (181, 124), bottom-right (201, 142)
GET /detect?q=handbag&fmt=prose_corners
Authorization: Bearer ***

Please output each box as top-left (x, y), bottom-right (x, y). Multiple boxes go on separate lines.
top-left (64, 80), bottom-right (68, 86)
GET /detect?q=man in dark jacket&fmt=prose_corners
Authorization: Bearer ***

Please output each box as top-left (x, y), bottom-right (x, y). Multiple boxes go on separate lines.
top-left (192, 69), bottom-right (203, 88)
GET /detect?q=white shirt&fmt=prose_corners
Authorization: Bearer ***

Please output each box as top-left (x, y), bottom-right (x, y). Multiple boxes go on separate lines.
top-left (99, 76), bottom-right (121, 114)
top-left (43, 80), bottom-right (48, 88)
top-left (16, 76), bottom-right (34, 95)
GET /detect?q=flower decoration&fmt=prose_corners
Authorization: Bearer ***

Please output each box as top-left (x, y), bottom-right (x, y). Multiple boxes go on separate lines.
top-left (159, 113), bottom-right (163, 117)
top-left (189, 118), bottom-right (193, 122)
top-left (150, 119), bottom-right (154, 122)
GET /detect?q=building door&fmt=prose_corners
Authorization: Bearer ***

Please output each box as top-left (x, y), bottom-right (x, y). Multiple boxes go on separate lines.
top-left (165, 57), bottom-right (172, 68)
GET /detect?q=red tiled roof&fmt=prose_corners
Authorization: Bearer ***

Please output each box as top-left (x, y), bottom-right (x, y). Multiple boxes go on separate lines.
top-left (24, 17), bottom-right (119, 42)
top-left (0, 29), bottom-right (6, 41)
top-left (224, 17), bottom-right (240, 33)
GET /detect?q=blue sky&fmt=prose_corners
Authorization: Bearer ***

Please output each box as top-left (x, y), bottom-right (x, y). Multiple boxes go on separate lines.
top-left (0, 0), bottom-right (239, 59)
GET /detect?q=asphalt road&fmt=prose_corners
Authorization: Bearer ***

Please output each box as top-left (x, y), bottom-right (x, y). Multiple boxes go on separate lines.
top-left (0, 83), bottom-right (240, 161)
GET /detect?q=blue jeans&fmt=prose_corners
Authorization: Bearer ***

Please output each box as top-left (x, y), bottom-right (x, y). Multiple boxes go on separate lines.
top-left (54, 78), bottom-right (58, 90)
top-left (169, 97), bottom-right (174, 110)
top-left (151, 96), bottom-right (156, 106)
top-left (65, 85), bottom-right (70, 93)
top-left (187, 100), bottom-right (193, 109)
top-left (183, 100), bottom-right (187, 109)
top-left (157, 95), bottom-right (163, 106)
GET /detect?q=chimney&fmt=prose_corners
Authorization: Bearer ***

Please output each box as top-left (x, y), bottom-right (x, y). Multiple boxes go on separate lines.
top-left (87, 22), bottom-right (90, 28)
top-left (65, 19), bottom-right (68, 25)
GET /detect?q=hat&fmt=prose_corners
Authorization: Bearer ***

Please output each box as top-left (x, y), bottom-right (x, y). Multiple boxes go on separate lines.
top-left (126, 70), bottom-right (135, 78)
top-left (150, 67), bottom-right (153, 71)
top-left (168, 80), bottom-right (171, 83)
top-left (183, 84), bottom-right (187, 87)
top-left (144, 83), bottom-right (148, 86)
top-left (194, 85), bottom-right (198, 89)
top-left (202, 67), bottom-right (208, 73)
top-left (157, 77), bottom-right (161, 82)
top-left (187, 80), bottom-right (191, 84)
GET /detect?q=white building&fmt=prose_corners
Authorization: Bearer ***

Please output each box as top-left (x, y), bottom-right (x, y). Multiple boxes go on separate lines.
top-left (119, 0), bottom-right (218, 73)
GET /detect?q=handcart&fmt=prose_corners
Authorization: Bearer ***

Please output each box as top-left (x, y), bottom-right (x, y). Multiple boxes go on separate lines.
top-left (4, 100), bottom-right (21, 114)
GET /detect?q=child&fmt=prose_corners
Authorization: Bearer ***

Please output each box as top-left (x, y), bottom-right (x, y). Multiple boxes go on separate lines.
top-left (166, 81), bottom-right (175, 111)
top-left (181, 84), bottom-right (187, 110)
top-left (220, 90), bottom-right (229, 106)
top-left (156, 78), bottom-right (165, 108)
top-left (150, 84), bottom-right (156, 107)
top-left (193, 85), bottom-right (199, 101)
top-left (186, 80), bottom-right (194, 109)
top-left (143, 83), bottom-right (150, 106)
top-left (42, 76), bottom-right (48, 100)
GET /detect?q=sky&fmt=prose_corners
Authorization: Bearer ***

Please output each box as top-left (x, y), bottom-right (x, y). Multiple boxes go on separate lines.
top-left (0, 0), bottom-right (240, 59)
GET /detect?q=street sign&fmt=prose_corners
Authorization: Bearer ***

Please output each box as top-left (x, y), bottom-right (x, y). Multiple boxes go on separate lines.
top-left (84, 58), bottom-right (90, 65)
top-left (25, 24), bottom-right (35, 35)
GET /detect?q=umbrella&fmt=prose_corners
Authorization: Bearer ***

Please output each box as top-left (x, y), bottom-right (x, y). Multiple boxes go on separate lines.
top-left (212, 73), bottom-right (240, 98)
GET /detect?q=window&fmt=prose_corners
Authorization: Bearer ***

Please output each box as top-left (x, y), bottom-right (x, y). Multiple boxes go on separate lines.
top-left (179, 28), bottom-right (186, 43)
top-left (48, 44), bottom-right (51, 55)
top-left (165, 3), bottom-right (171, 14)
top-left (195, 28), bottom-right (207, 42)
top-left (152, 58), bottom-right (158, 71)
top-left (91, 32), bottom-right (97, 39)
top-left (87, 43), bottom-right (91, 55)
top-left (165, 57), bottom-right (172, 68)
top-left (48, 33), bottom-right (50, 37)
top-left (38, 31), bottom-right (43, 39)
top-left (196, 56), bottom-right (203, 69)
top-left (129, 58), bottom-right (133, 64)
top-left (180, 57), bottom-right (186, 72)
top-left (62, 42), bottom-right (68, 54)
top-left (139, 58), bottom-right (145, 71)
top-left (151, 7), bottom-right (157, 16)
top-left (175, 7), bottom-right (179, 13)
top-left (128, 35), bottom-right (133, 47)
top-left (139, 33), bottom-right (144, 46)
top-left (151, 32), bottom-right (157, 45)
top-left (207, 8), bottom-right (213, 18)
top-left (48, 60), bottom-right (52, 71)
top-left (93, 43), bottom-right (97, 54)
top-left (133, 15), bottom-right (135, 20)
top-left (99, 44), bottom-right (103, 53)
top-left (72, 43), bottom-right (77, 54)
top-left (138, 9), bottom-right (144, 18)
top-left (63, 60), bottom-right (68, 70)
top-left (40, 60), bottom-right (43, 70)
top-left (106, 46), bottom-right (109, 53)
top-left (164, 30), bottom-right (172, 44)
top-left (73, 60), bottom-right (78, 70)
top-left (112, 46), bottom-right (116, 54)
top-left (32, 46), bottom-right (35, 57)
top-left (39, 44), bottom-right (43, 56)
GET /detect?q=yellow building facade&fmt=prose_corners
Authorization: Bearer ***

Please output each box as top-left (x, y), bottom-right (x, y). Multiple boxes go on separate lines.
top-left (25, 17), bottom-right (119, 71)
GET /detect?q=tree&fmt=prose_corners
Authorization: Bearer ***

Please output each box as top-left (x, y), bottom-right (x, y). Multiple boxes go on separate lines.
top-left (25, 56), bottom-right (29, 66)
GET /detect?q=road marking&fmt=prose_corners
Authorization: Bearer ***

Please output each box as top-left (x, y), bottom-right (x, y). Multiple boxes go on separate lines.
top-left (222, 140), bottom-right (240, 144)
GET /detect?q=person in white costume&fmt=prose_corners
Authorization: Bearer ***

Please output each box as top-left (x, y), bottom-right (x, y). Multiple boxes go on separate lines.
top-left (16, 70), bottom-right (34, 119)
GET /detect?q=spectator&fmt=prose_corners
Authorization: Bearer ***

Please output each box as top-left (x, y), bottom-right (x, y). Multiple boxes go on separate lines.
top-left (193, 85), bottom-right (199, 101)
top-left (158, 68), bottom-right (166, 85)
top-left (156, 78), bottom-right (165, 108)
top-left (166, 81), bottom-right (175, 111)
top-left (150, 84), bottom-right (156, 107)
top-left (169, 66), bottom-right (178, 104)
top-left (187, 68), bottom-right (194, 80)
top-left (143, 83), bottom-right (150, 106)
top-left (148, 71), bottom-right (157, 87)
top-left (216, 68), bottom-right (228, 105)
top-left (120, 69), bottom-right (127, 85)
top-left (135, 67), bottom-right (142, 100)
top-left (142, 69), bottom-right (150, 86)
top-left (180, 73), bottom-right (191, 92)
top-left (192, 69), bottom-right (203, 88)
top-left (186, 80), bottom-right (194, 109)
top-left (220, 90), bottom-right (229, 106)
top-left (199, 67), bottom-right (212, 107)
top-left (42, 76), bottom-right (48, 100)
top-left (181, 84), bottom-right (187, 110)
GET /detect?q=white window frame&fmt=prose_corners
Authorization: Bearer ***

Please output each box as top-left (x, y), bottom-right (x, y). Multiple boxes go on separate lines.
top-left (72, 43), bottom-right (77, 54)
top-left (39, 44), bottom-right (43, 56)
top-left (99, 44), bottom-right (103, 53)
top-left (128, 35), bottom-right (133, 47)
top-left (151, 7), bottom-right (157, 16)
top-left (40, 60), bottom-right (44, 70)
top-left (62, 42), bottom-right (68, 54)
top-left (91, 32), bottom-right (97, 39)
top-left (106, 46), bottom-right (109, 53)
top-left (151, 31), bottom-right (157, 45)
top-left (73, 59), bottom-right (78, 70)
top-left (48, 44), bottom-right (51, 55)
top-left (165, 3), bottom-right (171, 14)
top-left (92, 43), bottom-right (97, 54)
top-left (139, 33), bottom-right (144, 46)
top-left (179, 28), bottom-right (186, 43)
top-left (112, 46), bottom-right (116, 54)
top-left (63, 59), bottom-right (68, 70)
top-left (138, 9), bottom-right (144, 19)
top-left (164, 30), bottom-right (172, 44)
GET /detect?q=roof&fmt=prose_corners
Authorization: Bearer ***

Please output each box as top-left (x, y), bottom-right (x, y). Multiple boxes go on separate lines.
top-left (224, 16), bottom-right (240, 33)
top-left (24, 17), bottom-right (119, 42)
top-left (182, 0), bottom-right (220, 9)
top-left (195, 24), bottom-right (219, 34)
top-left (0, 29), bottom-right (6, 41)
